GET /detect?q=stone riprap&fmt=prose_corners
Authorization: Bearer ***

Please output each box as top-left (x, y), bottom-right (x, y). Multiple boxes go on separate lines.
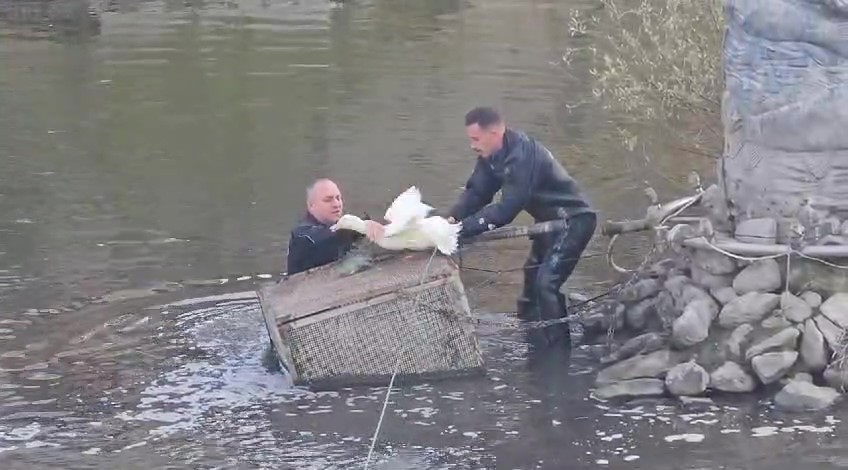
top-left (583, 241), bottom-right (847, 412)
top-left (583, 0), bottom-right (848, 412)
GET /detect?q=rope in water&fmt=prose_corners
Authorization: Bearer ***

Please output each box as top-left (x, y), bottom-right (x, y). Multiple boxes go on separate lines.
top-left (364, 247), bottom-right (439, 470)
top-left (363, 246), bottom-right (616, 467)
top-left (458, 252), bottom-right (605, 275)
top-left (605, 186), bottom-right (848, 277)
top-left (363, 217), bottom-right (848, 467)
top-left (698, 238), bottom-right (848, 271)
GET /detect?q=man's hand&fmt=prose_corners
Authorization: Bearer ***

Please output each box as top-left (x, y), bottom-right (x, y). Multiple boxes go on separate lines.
top-left (364, 220), bottom-right (385, 242)
top-left (447, 216), bottom-right (457, 224)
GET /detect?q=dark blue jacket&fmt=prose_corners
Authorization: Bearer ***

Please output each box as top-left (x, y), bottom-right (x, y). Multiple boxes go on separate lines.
top-left (449, 128), bottom-right (595, 238)
top-left (286, 213), bottom-right (364, 275)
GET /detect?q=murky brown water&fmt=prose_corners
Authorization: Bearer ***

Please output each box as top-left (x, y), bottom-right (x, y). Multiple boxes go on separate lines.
top-left (2, 0), bottom-right (846, 469)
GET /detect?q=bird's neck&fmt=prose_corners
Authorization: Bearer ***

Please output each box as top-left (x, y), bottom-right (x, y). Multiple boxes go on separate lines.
top-left (342, 216), bottom-right (368, 234)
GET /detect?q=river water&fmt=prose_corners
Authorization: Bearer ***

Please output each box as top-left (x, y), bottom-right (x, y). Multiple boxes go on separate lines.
top-left (1, 0), bottom-right (846, 469)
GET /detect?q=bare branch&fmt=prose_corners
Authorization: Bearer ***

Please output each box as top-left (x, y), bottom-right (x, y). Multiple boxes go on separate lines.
top-left (572, 0), bottom-right (725, 157)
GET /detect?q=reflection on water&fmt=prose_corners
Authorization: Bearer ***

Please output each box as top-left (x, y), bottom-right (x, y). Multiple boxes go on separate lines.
top-left (1, 291), bottom-right (846, 469)
top-left (0, 0), bottom-right (682, 313)
top-left (0, 0), bottom-right (826, 468)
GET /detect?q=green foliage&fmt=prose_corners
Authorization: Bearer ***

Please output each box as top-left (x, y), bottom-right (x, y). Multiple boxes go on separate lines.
top-left (570, 0), bottom-right (725, 157)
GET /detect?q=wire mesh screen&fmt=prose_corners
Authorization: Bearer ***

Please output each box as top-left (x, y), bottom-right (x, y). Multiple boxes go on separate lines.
top-left (258, 251), bottom-right (485, 389)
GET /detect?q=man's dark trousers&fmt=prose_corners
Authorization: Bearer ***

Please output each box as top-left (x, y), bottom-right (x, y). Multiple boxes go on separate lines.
top-left (518, 212), bottom-right (597, 346)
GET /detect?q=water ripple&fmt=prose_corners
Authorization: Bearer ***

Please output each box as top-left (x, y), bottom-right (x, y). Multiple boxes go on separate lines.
top-left (117, 298), bottom-right (298, 437)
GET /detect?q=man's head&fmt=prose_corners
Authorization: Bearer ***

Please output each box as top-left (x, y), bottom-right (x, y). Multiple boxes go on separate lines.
top-left (464, 106), bottom-right (506, 158)
top-left (306, 178), bottom-right (344, 225)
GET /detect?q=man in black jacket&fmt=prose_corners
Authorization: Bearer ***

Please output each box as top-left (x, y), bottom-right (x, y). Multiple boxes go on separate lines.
top-left (286, 178), bottom-right (382, 275)
top-left (448, 107), bottom-right (597, 346)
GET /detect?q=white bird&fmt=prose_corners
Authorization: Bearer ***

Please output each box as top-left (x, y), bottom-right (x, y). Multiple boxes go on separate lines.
top-left (382, 186), bottom-right (434, 237)
top-left (330, 186), bottom-right (462, 255)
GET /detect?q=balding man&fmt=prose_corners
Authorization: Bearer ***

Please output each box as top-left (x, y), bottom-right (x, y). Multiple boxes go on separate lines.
top-left (286, 179), bottom-right (382, 275)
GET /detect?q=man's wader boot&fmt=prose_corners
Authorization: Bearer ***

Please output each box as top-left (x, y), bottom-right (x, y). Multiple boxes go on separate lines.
top-left (517, 213), bottom-right (597, 348)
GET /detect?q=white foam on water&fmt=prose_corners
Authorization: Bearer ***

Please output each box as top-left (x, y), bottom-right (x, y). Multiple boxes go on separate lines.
top-left (155, 291), bottom-right (258, 309)
top-left (119, 317), bottom-right (150, 333)
top-left (25, 372), bottom-right (62, 381)
top-left (81, 447), bottom-right (101, 455)
top-left (619, 407), bottom-right (644, 414)
top-left (751, 426), bottom-right (779, 437)
top-left (0, 422), bottom-right (41, 441)
top-left (792, 425), bottom-right (833, 433)
top-left (117, 300), bottom-right (303, 437)
top-left (664, 433), bottom-right (704, 443)
top-left (407, 407), bottom-right (438, 418)
top-left (214, 300), bottom-right (252, 308)
top-left (679, 412), bottom-right (713, 422)
top-left (596, 459), bottom-right (609, 465)
top-left (117, 359), bottom-right (298, 436)
top-left (25, 441), bottom-right (60, 449)
top-left (116, 441), bottom-right (147, 452)
top-left (440, 395), bottom-right (464, 401)
top-left (690, 419), bottom-right (718, 425)
top-left (343, 395), bottom-right (374, 407)
top-left (623, 455), bottom-right (640, 461)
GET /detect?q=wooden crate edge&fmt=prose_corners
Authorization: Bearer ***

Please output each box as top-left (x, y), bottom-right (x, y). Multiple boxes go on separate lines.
top-left (257, 281), bottom-right (299, 383)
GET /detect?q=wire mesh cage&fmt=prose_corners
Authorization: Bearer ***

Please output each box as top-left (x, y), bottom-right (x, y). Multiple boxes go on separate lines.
top-left (258, 251), bottom-right (486, 390)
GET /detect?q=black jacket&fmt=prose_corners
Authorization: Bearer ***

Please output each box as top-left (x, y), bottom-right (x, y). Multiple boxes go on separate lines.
top-left (449, 128), bottom-right (595, 238)
top-left (286, 213), bottom-right (364, 275)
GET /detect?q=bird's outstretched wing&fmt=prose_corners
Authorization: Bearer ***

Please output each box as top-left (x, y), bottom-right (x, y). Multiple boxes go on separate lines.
top-left (383, 186), bottom-right (434, 237)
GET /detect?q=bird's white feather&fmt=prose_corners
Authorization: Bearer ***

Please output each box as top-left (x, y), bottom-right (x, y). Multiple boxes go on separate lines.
top-left (416, 216), bottom-right (462, 255)
top-left (331, 186), bottom-right (461, 256)
top-left (383, 186), bottom-right (434, 237)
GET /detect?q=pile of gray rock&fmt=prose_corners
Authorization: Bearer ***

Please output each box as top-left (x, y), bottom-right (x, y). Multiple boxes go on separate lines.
top-left (582, 244), bottom-right (848, 411)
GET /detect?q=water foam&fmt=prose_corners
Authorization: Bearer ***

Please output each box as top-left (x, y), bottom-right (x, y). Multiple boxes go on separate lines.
top-left (118, 298), bottom-right (303, 437)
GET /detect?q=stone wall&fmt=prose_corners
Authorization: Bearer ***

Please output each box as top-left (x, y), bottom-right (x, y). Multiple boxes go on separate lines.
top-left (583, 0), bottom-right (848, 410)
top-left (582, 235), bottom-right (848, 411)
top-left (721, 0), bottom-right (848, 223)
